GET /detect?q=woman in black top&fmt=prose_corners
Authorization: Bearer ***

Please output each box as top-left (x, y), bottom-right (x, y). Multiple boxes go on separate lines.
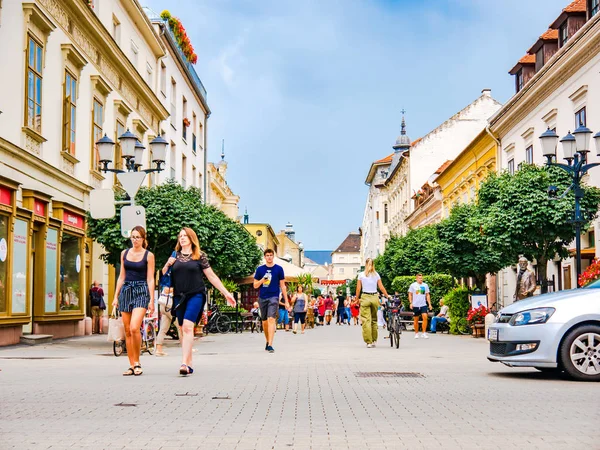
top-left (113, 226), bottom-right (155, 376)
top-left (162, 227), bottom-right (235, 375)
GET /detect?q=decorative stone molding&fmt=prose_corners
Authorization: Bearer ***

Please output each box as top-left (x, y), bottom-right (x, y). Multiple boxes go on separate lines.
top-left (132, 119), bottom-right (148, 138)
top-left (114, 99), bottom-right (132, 119)
top-left (520, 127), bottom-right (535, 140)
top-left (61, 155), bottom-right (75, 176)
top-left (569, 84), bottom-right (588, 104)
top-left (90, 74), bottom-right (112, 102)
top-left (22, 2), bottom-right (56, 46)
top-left (61, 43), bottom-right (87, 79)
top-left (503, 142), bottom-right (515, 154)
top-left (22, 126), bottom-right (46, 156)
top-left (541, 108), bottom-right (558, 125)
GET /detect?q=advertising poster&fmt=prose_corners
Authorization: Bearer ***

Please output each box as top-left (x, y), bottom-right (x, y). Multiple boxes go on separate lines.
top-left (45, 228), bottom-right (58, 313)
top-left (11, 219), bottom-right (27, 314)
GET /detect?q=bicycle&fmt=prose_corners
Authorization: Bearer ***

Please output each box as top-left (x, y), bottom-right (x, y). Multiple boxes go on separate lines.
top-left (113, 314), bottom-right (157, 356)
top-left (251, 312), bottom-right (263, 333)
top-left (455, 317), bottom-right (472, 335)
top-left (385, 299), bottom-right (402, 349)
top-left (203, 304), bottom-right (232, 334)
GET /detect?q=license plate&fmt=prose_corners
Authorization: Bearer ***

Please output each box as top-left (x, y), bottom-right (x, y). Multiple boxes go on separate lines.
top-left (488, 329), bottom-right (498, 341)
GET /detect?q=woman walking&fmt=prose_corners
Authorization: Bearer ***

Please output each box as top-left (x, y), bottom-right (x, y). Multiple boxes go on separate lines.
top-left (113, 226), bottom-right (155, 376)
top-left (291, 285), bottom-right (308, 334)
top-left (317, 294), bottom-right (325, 326)
top-left (356, 258), bottom-right (389, 348)
top-left (162, 227), bottom-right (235, 376)
top-left (155, 287), bottom-right (182, 356)
top-left (350, 296), bottom-right (360, 325)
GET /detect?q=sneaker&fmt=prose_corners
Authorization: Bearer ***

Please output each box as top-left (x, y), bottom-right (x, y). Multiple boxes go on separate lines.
top-left (422, 333), bottom-right (429, 339)
top-left (414, 333), bottom-right (419, 339)
top-left (371, 342), bottom-right (376, 347)
top-left (429, 331), bottom-right (437, 334)
top-left (267, 345), bottom-right (275, 353)
top-left (366, 344), bottom-right (373, 348)
top-left (265, 343), bottom-right (269, 351)
top-left (292, 330), bottom-right (297, 334)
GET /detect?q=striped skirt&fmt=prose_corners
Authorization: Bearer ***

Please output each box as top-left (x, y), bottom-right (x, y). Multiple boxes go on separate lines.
top-left (118, 281), bottom-right (150, 313)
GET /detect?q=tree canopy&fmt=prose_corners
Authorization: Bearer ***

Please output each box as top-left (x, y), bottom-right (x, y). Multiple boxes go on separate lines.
top-left (87, 181), bottom-right (262, 279)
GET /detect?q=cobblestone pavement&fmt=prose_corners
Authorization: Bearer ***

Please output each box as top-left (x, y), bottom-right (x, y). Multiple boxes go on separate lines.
top-left (0, 324), bottom-right (599, 450)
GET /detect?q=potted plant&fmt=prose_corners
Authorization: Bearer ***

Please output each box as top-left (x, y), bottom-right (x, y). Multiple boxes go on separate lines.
top-left (579, 258), bottom-right (600, 287)
top-left (467, 305), bottom-right (489, 337)
top-left (183, 117), bottom-right (191, 127)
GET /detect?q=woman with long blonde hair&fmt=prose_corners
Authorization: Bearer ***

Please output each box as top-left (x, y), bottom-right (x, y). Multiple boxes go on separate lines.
top-left (162, 227), bottom-right (235, 375)
top-left (355, 258), bottom-right (389, 348)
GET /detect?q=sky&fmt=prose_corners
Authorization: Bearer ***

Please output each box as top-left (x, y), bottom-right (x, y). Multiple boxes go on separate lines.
top-left (145, 0), bottom-right (570, 250)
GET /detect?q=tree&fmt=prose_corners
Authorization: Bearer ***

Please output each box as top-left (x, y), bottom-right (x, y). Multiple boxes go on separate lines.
top-left (87, 181), bottom-right (262, 279)
top-left (435, 203), bottom-right (506, 290)
top-left (375, 225), bottom-right (441, 287)
top-left (477, 164), bottom-right (600, 291)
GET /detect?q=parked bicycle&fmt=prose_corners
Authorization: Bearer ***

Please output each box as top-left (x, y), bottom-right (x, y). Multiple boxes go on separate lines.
top-left (385, 298), bottom-right (402, 348)
top-left (203, 304), bottom-right (232, 334)
top-left (113, 314), bottom-right (157, 356)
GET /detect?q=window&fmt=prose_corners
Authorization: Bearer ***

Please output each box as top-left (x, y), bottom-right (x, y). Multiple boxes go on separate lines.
top-left (559, 21), bottom-right (568, 47)
top-left (160, 62), bottom-right (167, 96)
top-left (26, 35), bottom-right (43, 132)
top-left (182, 97), bottom-right (188, 141)
top-left (146, 62), bottom-right (153, 86)
top-left (589, 229), bottom-right (596, 248)
top-left (192, 166), bottom-right (196, 188)
top-left (170, 142), bottom-right (176, 179)
top-left (591, 0), bottom-right (599, 18)
top-left (62, 71), bottom-right (77, 155)
top-left (192, 113), bottom-right (197, 154)
top-left (384, 203), bottom-right (388, 224)
top-left (525, 145), bottom-right (533, 164)
top-left (575, 107), bottom-right (586, 128)
top-left (535, 48), bottom-right (544, 72)
top-left (339, 268), bottom-right (345, 274)
top-left (112, 16), bottom-right (121, 44)
top-left (11, 219), bottom-right (28, 314)
top-left (182, 154), bottom-right (187, 188)
top-left (170, 78), bottom-right (176, 128)
top-left (0, 214), bottom-right (8, 313)
top-left (515, 69), bottom-right (524, 93)
top-left (508, 158), bottom-right (515, 175)
top-left (91, 98), bottom-right (104, 171)
top-left (60, 233), bottom-right (81, 311)
top-left (44, 228), bottom-right (58, 313)
top-left (130, 40), bottom-right (138, 67)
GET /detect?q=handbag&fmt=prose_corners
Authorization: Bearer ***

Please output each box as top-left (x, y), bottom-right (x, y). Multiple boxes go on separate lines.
top-left (157, 287), bottom-right (173, 311)
top-left (159, 251), bottom-right (177, 288)
top-left (107, 310), bottom-right (125, 342)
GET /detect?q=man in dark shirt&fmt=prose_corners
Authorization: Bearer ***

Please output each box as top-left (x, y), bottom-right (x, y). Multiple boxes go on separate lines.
top-left (336, 293), bottom-right (346, 325)
top-left (253, 249), bottom-right (288, 353)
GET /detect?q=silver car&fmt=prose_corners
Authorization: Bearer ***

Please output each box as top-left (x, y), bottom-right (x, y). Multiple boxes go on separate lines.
top-left (487, 280), bottom-right (600, 381)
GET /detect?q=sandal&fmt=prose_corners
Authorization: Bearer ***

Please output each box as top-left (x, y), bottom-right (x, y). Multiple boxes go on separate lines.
top-left (155, 351), bottom-right (168, 357)
top-left (133, 364), bottom-right (143, 376)
top-left (179, 364), bottom-right (194, 376)
top-left (123, 367), bottom-right (135, 376)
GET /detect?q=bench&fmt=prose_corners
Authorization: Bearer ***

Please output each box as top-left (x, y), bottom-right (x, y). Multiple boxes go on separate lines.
top-left (396, 311), bottom-right (449, 333)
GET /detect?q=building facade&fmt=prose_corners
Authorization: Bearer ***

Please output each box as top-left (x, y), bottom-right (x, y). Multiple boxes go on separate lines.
top-left (206, 159), bottom-right (240, 221)
top-left (331, 231), bottom-right (362, 280)
top-left (489, 0), bottom-right (600, 306)
top-left (243, 223), bottom-right (280, 254)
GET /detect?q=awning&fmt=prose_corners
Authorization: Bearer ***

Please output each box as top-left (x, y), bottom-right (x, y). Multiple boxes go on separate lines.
top-left (320, 280), bottom-right (347, 286)
top-left (568, 248), bottom-right (597, 258)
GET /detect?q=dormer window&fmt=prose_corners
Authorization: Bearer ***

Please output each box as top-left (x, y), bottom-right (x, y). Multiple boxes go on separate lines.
top-left (516, 69), bottom-right (524, 92)
top-left (590, 0), bottom-right (599, 18)
top-left (559, 21), bottom-right (568, 47)
top-left (535, 48), bottom-right (544, 72)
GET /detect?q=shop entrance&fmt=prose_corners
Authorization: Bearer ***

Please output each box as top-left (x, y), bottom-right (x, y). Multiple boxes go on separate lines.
top-left (23, 228), bottom-right (41, 334)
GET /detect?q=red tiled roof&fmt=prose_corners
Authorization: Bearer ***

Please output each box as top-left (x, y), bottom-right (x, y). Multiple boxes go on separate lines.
top-left (333, 233), bottom-right (361, 254)
top-left (411, 138), bottom-right (422, 147)
top-left (540, 29), bottom-right (559, 40)
top-left (435, 160), bottom-right (453, 174)
top-left (519, 54), bottom-right (536, 64)
top-left (374, 153), bottom-right (393, 164)
top-left (564, 0), bottom-right (586, 13)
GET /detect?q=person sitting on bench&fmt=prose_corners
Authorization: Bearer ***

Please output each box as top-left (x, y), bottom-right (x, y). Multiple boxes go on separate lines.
top-left (430, 299), bottom-right (449, 333)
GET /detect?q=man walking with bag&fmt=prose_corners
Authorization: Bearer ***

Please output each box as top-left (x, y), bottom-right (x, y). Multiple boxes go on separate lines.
top-left (254, 249), bottom-right (288, 353)
top-left (89, 280), bottom-right (105, 334)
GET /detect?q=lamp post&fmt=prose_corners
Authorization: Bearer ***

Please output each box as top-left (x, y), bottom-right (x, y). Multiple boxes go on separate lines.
top-left (539, 126), bottom-right (600, 286)
top-left (96, 130), bottom-right (168, 174)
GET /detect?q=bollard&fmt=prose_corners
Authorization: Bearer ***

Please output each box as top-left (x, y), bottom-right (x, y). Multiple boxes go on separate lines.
top-left (484, 313), bottom-right (495, 341)
top-left (84, 317), bottom-right (92, 335)
top-left (101, 316), bottom-right (109, 334)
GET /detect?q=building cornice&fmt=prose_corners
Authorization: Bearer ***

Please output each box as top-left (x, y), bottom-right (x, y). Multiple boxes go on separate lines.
top-left (120, 0), bottom-right (166, 57)
top-left (489, 13), bottom-right (600, 137)
top-left (38, 0), bottom-right (169, 133)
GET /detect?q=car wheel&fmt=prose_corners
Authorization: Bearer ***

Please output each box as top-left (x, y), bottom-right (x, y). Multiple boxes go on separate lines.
top-left (559, 324), bottom-right (600, 382)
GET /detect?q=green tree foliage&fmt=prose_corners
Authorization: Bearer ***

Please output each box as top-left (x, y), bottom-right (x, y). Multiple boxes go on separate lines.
top-left (335, 277), bottom-right (357, 296)
top-left (375, 226), bottom-right (440, 287)
top-left (477, 164), bottom-right (600, 287)
top-left (436, 203), bottom-right (505, 290)
top-left (87, 181), bottom-right (262, 279)
top-left (390, 274), bottom-right (454, 311)
top-left (442, 286), bottom-right (470, 334)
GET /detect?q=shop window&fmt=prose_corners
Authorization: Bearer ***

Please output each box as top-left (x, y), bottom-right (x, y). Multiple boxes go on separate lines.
top-left (11, 219), bottom-right (28, 314)
top-left (63, 70), bottom-right (77, 155)
top-left (44, 228), bottom-right (58, 313)
top-left (0, 215), bottom-right (8, 313)
top-left (60, 233), bottom-right (82, 311)
top-left (26, 35), bottom-right (43, 133)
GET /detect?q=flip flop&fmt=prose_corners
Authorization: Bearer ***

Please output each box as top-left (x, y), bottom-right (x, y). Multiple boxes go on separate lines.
top-left (155, 351), bottom-right (168, 357)
top-left (179, 364), bottom-right (194, 375)
top-left (123, 367), bottom-right (134, 376)
top-left (133, 364), bottom-right (143, 376)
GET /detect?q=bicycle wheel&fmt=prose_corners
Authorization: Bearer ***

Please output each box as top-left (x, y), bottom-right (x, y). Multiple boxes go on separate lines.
top-left (113, 340), bottom-right (124, 357)
top-left (394, 317), bottom-right (401, 348)
top-left (389, 329), bottom-right (394, 347)
top-left (144, 323), bottom-right (156, 355)
top-left (456, 318), bottom-right (471, 335)
top-left (216, 315), bottom-right (231, 333)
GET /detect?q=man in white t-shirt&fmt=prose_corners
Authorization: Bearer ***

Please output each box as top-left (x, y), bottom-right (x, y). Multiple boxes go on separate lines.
top-left (408, 273), bottom-right (432, 339)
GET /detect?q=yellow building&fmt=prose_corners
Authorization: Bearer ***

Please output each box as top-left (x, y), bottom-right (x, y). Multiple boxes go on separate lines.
top-left (243, 224), bottom-right (280, 254)
top-left (436, 130), bottom-right (498, 218)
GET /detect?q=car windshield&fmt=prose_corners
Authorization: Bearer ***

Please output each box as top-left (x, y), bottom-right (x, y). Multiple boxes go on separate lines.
top-left (583, 278), bottom-right (600, 289)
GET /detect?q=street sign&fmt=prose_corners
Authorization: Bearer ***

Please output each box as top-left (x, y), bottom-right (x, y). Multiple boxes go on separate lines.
top-left (117, 172), bottom-right (146, 199)
top-left (90, 189), bottom-right (115, 219)
top-left (120, 205), bottom-right (146, 237)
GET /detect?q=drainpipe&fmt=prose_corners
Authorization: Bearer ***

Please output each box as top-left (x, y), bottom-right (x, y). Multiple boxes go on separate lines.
top-left (485, 124), bottom-right (501, 171)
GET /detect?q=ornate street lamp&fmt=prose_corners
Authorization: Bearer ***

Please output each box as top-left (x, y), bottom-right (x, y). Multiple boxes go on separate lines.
top-left (95, 129), bottom-right (167, 174)
top-left (539, 127), bottom-right (600, 286)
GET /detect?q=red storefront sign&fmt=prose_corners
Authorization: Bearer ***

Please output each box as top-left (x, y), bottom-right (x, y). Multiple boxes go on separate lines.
top-left (34, 199), bottom-right (46, 216)
top-left (321, 280), bottom-right (347, 286)
top-left (0, 186), bottom-right (11, 206)
top-left (63, 211), bottom-right (84, 229)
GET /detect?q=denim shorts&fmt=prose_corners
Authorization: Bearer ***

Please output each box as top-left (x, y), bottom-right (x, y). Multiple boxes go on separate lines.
top-left (174, 292), bottom-right (206, 326)
top-left (413, 305), bottom-right (428, 316)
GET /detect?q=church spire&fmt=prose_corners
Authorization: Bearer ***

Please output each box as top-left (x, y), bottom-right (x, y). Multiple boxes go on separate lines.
top-left (221, 139), bottom-right (225, 161)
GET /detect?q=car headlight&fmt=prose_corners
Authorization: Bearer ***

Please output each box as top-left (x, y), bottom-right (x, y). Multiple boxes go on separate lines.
top-left (509, 307), bottom-right (555, 326)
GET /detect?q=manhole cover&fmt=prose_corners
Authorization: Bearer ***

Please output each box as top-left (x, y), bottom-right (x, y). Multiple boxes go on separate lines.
top-left (114, 402), bottom-right (137, 407)
top-left (212, 395), bottom-right (231, 400)
top-left (355, 372), bottom-right (424, 378)
top-left (175, 392), bottom-right (198, 397)
top-left (0, 357), bottom-right (68, 360)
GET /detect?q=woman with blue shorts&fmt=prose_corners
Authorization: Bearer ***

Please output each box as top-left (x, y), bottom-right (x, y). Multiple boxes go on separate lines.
top-left (162, 227), bottom-right (235, 376)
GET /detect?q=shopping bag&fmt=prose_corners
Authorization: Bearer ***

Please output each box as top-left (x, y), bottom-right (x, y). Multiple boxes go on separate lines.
top-left (159, 251), bottom-right (177, 288)
top-left (157, 286), bottom-right (173, 311)
top-left (107, 311), bottom-right (125, 342)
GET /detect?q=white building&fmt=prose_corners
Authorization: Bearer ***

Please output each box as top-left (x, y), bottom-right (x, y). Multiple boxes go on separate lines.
top-left (331, 231), bottom-right (362, 280)
top-left (489, 0), bottom-right (600, 306)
